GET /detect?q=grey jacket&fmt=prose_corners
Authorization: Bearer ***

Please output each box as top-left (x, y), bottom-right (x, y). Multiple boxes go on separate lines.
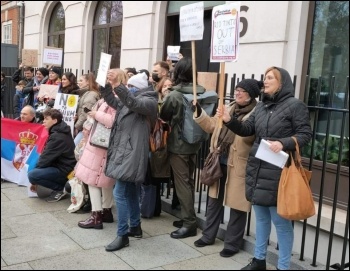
top-left (225, 67), bottom-right (312, 206)
top-left (100, 84), bottom-right (158, 183)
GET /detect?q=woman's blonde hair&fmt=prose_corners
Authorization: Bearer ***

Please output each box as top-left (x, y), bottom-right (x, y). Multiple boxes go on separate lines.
top-left (109, 68), bottom-right (128, 86)
top-left (264, 66), bottom-right (282, 84)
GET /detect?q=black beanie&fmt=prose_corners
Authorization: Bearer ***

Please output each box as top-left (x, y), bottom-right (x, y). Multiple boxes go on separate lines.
top-left (38, 67), bottom-right (49, 77)
top-left (236, 79), bottom-right (263, 98)
top-left (49, 66), bottom-right (62, 77)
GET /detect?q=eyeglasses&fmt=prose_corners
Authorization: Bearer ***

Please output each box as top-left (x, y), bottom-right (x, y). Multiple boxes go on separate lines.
top-left (235, 89), bottom-right (247, 94)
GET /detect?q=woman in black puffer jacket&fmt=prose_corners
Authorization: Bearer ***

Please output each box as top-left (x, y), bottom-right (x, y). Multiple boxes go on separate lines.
top-left (218, 66), bottom-right (312, 270)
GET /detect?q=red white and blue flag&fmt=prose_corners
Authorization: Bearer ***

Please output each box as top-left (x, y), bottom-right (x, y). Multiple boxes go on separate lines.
top-left (1, 118), bottom-right (48, 186)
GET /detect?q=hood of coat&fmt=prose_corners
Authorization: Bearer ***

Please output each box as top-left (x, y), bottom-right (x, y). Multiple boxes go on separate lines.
top-left (262, 67), bottom-right (294, 104)
top-left (49, 120), bottom-right (72, 135)
top-left (172, 83), bottom-right (205, 95)
top-left (133, 84), bottom-right (158, 99)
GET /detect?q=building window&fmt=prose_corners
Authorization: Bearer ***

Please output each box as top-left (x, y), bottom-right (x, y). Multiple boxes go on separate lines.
top-left (306, 1), bottom-right (349, 138)
top-left (92, 1), bottom-right (123, 72)
top-left (2, 21), bottom-right (12, 44)
top-left (48, 3), bottom-right (65, 49)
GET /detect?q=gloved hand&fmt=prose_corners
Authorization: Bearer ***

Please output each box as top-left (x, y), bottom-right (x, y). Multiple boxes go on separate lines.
top-left (191, 101), bottom-right (202, 117)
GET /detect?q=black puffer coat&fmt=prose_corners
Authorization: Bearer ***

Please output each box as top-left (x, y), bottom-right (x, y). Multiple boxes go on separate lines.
top-left (225, 67), bottom-right (312, 206)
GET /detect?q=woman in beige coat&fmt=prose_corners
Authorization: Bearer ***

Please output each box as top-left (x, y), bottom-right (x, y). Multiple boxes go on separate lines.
top-left (193, 79), bottom-right (262, 257)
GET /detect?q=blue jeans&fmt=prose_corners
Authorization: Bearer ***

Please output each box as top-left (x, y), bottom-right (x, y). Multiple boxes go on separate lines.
top-left (114, 180), bottom-right (141, 236)
top-left (28, 167), bottom-right (67, 191)
top-left (253, 205), bottom-right (294, 270)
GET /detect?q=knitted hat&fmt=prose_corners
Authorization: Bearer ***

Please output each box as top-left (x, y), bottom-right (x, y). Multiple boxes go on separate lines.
top-left (49, 66), bottom-right (61, 77)
top-left (38, 67), bottom-right (49, 77)
top-left (127, 72), bottom-right (148, 89)
top-left (138, 69), bottom-right (150, 79)
top-left (236, 79), bottom-right (263, 98)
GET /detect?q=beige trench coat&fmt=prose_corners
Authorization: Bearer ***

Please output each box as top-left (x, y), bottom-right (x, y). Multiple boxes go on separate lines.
top-left (194, 102), bottom-right (255, 212)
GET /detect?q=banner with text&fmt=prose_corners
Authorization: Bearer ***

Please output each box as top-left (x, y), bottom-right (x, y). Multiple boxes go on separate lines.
top-left (180, 2), bottom-right (204, 42)
top-left (210, 2), bottom-right (240, 62)
top-left (43, 47), bottom-right (63, 66)
top-left (54, 93), bottom-right (79, 136)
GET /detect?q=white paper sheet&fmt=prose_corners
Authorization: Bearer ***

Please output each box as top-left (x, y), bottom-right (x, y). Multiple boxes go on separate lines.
top-left (255, 139), bottom-right (289, 168)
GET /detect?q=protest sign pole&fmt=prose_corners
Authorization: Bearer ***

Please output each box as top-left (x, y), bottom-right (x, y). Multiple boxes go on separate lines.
top-left (192, 40), bottom-right (197, 103)
top-left (218, 62), bottom-right (225, 129)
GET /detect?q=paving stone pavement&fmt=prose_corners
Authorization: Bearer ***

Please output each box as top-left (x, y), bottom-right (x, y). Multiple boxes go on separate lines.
top-left (1, 181), bottom-right (281, 270)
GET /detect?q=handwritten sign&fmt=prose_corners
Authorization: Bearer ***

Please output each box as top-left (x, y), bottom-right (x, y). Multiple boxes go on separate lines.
top-left (22, 49), bottom-right (38, 67)
top-left (37, 84), bottom-right (59, 99)
top-left (96, 52), bottom-right (112, 87)
top-left (180, 2), bottom-right (204, 42)
top-left (42, 47), bottom-right (63, 66)
top-left (167, 46), bottom-right (181, 61)
top-left (210, 2), bottom-right (240, 62)
top-left (54, 93), bottom-right (79, 136)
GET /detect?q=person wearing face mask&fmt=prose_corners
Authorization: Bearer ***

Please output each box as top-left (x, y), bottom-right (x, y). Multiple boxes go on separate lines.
top-left (151, 61), bottom-right (170, 88)
top-left (217, 67), bottom-right (312, 270)
top-left (192, 79), bottom-right (262, 258)
top-left (100, 71), bottom-right (158, 252)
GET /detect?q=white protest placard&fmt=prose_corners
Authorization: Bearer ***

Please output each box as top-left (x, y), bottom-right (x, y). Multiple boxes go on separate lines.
top-left (22, 49), bottom-right (38, 67)
top-left (42, 47), bottom-right (63, 66)
top-left (54, 93), bottom-right (79, 136)
top-left (179, 2), bottom-right (204, 42)
top-left (96, 52), bottom-right (112, 87)
top-left (210, 2), bottom-right (240, 62)
top-left (37, 84), bottom-right (60, 99)
top-left (167, 46), bottom-right (181, 61)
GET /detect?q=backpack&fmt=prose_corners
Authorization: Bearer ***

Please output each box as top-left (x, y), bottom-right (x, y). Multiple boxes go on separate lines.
top-left (180, 91), bottom-right (218, 144)
top-left (149, 117), bottom-right (171, 152)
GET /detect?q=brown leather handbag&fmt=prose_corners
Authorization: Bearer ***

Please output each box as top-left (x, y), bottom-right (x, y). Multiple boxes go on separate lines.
top-left (200, 147), bottom-right (222, 186)
top-left (277, 137), bottom-right (315, 220)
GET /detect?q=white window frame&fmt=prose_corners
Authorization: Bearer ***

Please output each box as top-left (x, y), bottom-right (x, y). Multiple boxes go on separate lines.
top-left (2, 21), bottom-right (12, 44)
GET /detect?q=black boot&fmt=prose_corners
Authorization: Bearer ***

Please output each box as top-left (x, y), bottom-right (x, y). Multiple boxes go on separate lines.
top-left (102, 208), bottom-right (114, 223)
top-left (105, 235), bottom-right (129, 252)
top-left (241, 258), bottom-right (266, 270)
top-left (128, 223), bottom-right (143, 238)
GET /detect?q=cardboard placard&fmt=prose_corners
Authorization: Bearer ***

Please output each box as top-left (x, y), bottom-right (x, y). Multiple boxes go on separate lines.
top-left (37, 84), bottom-right (60, 99)
top-left (197, 72), bottom-right (218, 91)
top-left (22, 49), bottom-right (38, 67)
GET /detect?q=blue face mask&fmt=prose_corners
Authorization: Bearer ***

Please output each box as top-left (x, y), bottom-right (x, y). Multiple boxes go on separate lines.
top-left (129, 86), bottom-right (139, 93)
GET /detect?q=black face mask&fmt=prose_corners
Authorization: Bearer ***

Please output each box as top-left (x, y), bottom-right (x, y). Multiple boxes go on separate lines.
top-left (152, 73), bottom-right (161, 83)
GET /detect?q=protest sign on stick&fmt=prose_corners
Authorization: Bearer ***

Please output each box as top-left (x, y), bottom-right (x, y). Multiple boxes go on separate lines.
top-left (210, 2), bottom-right (240, 128)
top-left (180, 2), bottom-right (204, 103)
top-left (96, 52), bottom-right (112, 87)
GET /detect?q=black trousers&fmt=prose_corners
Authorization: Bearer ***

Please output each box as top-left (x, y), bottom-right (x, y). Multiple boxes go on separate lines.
top-left (201, 164), bottom-right (247, 251)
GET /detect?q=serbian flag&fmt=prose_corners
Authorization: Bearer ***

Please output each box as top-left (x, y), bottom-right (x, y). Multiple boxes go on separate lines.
top-left (1, 118), bottom-right (48, 186)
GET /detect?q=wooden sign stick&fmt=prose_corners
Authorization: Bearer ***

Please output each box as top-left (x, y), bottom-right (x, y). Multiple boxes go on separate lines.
top-left (218, 62), bottom-right (225, 129)
top-left (191, 40), bottom-right (197, 103)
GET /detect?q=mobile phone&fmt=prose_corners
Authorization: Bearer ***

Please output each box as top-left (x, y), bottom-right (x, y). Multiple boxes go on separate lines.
top-left (84, 107), bottom-right (91, 113)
